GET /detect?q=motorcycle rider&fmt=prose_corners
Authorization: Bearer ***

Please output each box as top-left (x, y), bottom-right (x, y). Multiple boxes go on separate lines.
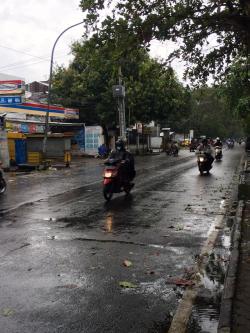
top-left (109, 139), bottom-right (136, 182)
top-left (214, 137), bottom-right (223, 147)
top-left (196, 138), bottom-right (214, 167)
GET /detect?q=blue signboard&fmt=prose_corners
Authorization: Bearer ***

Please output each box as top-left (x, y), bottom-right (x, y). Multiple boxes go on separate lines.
top-left (0, 96), bottom-right (22, 105)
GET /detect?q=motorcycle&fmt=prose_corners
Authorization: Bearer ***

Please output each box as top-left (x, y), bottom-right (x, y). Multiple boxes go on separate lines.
top-left (0, 162), bottom-right (7, 194)
top-left (189, 141), bottom-right (198, 152)
top-left (103, 159), bottom-right (134, 201)
top-left (227, 140), bottom-right (234, 149)
top-left (197, 152), bottom-right (213, 175)
top-left (215, 146), bottom-right (222, 161)
top-left (166, 145), bottom-right (179, 157)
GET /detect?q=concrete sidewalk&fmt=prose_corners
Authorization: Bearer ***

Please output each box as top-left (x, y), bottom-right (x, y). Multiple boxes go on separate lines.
top-left (218, 152), bottom-right (250, 333)
top-left (231, 153), bottom-right (250, 333)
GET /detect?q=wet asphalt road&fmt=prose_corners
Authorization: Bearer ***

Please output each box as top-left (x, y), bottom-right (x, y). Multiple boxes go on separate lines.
top-left (0, 147), bottom-right (243, 333)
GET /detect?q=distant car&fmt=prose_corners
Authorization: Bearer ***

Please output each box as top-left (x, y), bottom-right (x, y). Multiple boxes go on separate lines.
top-left (245, 137), bottom-right (250, 151)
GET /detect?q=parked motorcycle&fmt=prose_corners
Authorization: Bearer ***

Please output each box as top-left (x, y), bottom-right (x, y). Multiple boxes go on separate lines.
top-left (197, 152), bottom-right (213, 175)
top-left (0, 162), bottom-right (7, 194)
top-left (215, 146), bottom-right (222, 161)
top-left (103, 159), bottom-right (134, 201)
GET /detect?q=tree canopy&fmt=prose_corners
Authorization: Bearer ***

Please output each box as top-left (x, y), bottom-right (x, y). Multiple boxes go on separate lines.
top-left (80, 0), bottom-right (250, 83)
top-left (52, 34), bottom-right (190, 128)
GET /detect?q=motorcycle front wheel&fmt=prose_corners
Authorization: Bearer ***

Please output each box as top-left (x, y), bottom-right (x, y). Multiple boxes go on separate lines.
top-left (0, 178), bottom-right (7, 194)
top-left (103, 183), bottom-right (114, 201)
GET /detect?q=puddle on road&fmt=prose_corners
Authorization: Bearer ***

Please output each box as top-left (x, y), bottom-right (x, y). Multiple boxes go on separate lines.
top-left (188, 303), bottom-right (219, 333)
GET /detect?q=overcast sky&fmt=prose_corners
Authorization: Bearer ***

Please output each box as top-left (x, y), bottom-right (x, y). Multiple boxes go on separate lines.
top-left (0, 0), bottom-right (185, 83)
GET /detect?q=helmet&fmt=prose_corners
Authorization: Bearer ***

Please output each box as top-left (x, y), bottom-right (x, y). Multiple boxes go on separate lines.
top-left (216, 137), bottom-right (220, 141)
top-left (115, 139), bottom-right (125, 151)
top-left (202, 138), bottom-right (208, 145)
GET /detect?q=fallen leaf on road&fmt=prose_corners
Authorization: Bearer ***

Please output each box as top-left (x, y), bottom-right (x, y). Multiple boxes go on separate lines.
top-left (123, 260), bottom-right (132, 267)
top-left (175, 225), bottom-right (184, 231)
top-left (119, 281), bottom-right (137, 288)
top-left (2, 308), bottom-right (15, 317)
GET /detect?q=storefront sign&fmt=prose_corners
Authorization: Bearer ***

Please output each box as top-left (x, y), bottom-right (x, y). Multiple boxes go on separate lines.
top-left (64, 108), bottom-right (79, 119)
top-left (0, 96), bottom-right (23, 105)
top-left (0, 80), bottom-right (25, 95)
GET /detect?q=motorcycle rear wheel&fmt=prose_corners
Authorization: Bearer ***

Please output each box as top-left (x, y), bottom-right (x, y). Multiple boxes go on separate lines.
top-left (0, 178), bottom-right (6, 194)
top-left (124, 183), bottom-right (133, 195)
top-left (103, 183), bottom-right (114, 201)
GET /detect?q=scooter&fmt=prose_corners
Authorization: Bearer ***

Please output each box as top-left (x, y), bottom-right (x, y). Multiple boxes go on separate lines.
top-left (103, 159), bottom-right (134, 201)
top-left (0, 162), bottom-right (7, 194)
top-left (166, 145), bottom-right (179, 157)
top-left (215, 146), bottom-right (222, 161)
top-left (197, 152), bottom-right (212, 175)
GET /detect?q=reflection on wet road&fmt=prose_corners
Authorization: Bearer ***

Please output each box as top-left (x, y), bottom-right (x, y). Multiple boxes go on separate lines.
top-left (0, 148), bottom-right (243, 333)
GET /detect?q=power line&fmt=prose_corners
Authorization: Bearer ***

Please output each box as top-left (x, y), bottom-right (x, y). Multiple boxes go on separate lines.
top-left (0, 53), bottom-right (71, 71)
top-left (0, 44), bottom-right (50, 61)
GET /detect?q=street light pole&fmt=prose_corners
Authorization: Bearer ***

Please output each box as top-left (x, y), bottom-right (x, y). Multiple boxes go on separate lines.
top-left (42, 21), bottom-right (84, 157)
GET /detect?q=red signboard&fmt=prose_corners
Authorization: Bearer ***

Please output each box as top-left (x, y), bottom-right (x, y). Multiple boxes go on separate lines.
top-left (0, 80), bottom-right (25, 95)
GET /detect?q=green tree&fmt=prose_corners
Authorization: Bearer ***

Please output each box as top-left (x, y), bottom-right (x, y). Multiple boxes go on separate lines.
top-left (187, 86), bottom-right (244, 138)
top-left (80, 0), bottom-right (250, 83)
top-left (52, 33), bottom-right (190, 128)
top-left (220, 60), bottom-right (250, 134)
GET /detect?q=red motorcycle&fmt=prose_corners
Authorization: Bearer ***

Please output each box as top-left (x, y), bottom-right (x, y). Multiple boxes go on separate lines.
top-left (103, 159), bottom-right (134, 201)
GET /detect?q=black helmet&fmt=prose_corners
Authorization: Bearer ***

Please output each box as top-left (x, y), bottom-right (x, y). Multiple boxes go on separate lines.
top-left (202, 138), bottom-right (208, 145)
top-left (115, 139), bottom-right (125, 151)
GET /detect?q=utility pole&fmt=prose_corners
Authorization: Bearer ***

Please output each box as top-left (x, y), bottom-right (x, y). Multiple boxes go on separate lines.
top-left (113, 66), bottom-right (126, 139)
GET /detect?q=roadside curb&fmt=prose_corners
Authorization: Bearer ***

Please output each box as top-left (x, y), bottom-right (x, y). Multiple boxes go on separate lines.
top-left (218, 152), bottom-right (246, 333)
top-left (218, 200), bottom-right (244, 333)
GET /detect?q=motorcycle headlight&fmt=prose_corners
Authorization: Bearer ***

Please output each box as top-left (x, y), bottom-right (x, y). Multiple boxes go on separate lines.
top-left (199, 157), bottom-right (205, 162)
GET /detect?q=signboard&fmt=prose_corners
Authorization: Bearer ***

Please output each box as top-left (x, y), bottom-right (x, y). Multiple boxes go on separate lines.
top-left (64, 108), bottom-right (79, 119)
top-left (0, 129), bottom-right (10, 168)
top-left (5, 121), bottom-right (45, 134)
top-left (0, 96), bottom-right (23, 105)
top-left (5, 112), bottom-right (26, 120)
top-left (143, 127), bottom-right (152, 135)
top-left (136, 123), bottom-right (143, 134)
top-left (189, 129), bottom-right (194, 140)
top-left (0, 80), bottom-right (25, 95)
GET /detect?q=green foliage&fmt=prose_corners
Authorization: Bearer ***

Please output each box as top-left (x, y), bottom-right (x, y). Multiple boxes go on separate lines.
top-left (52, 28), bottom-right (190, 127)
top-left (80, 0), bottom-right (250, 83)
top-left (219, 59), bottom-right (250, 134)
top-left (187, 86), bottom-right (244, 138)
